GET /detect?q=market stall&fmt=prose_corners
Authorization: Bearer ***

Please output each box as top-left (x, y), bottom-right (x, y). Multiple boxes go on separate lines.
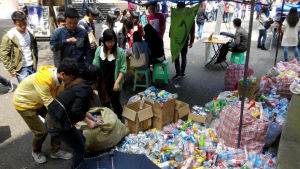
top-left (74, 0), bottom-right (300, 168)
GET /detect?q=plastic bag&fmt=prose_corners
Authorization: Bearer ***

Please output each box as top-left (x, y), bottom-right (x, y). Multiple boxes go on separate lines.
top-left (76, 107), bottom-right (130, 152)
top-left (127, 94), bottom-right (141, 104)
top-left (290, 77), bottom-right (300, 94)
top-left (264, 122), bottom-right (282, 148)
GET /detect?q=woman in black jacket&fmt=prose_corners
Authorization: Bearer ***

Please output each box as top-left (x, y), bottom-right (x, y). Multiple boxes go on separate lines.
top-left (45, 64), bottom-right (99, 169)
top-left (144, 24), bottom-right (165, 66)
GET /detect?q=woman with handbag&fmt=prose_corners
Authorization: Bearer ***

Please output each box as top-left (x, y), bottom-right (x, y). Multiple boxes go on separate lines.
top-left (93, 29), bottom-right (127, 120)
top-left (257, 6), bottom-right (270, 50)
top-left (45, 65), bottom-right (99, 169)
top-left (129, 31), bottom-right (150, 69)
top-left (281, 7), bottom-right (300, 62)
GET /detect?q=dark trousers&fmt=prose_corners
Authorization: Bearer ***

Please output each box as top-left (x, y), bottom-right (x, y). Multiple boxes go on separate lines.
top-left (175, 41), bottom-right (188, 75)
top-left (0, 75), bottom-right (9, 86)
top-left (100, 88), bottom-right (123, 120)
top-left (46, 126), bottom-right (85, 169)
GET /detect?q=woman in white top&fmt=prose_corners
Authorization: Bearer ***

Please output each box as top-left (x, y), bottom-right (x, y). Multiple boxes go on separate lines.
top-left (256, 6), bottom-right (269, 50)
top-left (281, 7), bottom-right (300, 62)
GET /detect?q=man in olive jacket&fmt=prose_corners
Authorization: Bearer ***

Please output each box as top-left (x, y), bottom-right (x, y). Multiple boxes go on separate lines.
top-left (0, 11), bottom-right (38, 83)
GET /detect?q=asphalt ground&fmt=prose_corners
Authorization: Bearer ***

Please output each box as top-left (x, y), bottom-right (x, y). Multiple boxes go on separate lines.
top-left (0, 12), bottom-right (287, 168)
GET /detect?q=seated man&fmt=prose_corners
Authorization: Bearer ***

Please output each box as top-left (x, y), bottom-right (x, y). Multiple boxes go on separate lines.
top-left (229, 18), bottom-right (248, 53)
top-left (217, 18), bottom-right (248, 63)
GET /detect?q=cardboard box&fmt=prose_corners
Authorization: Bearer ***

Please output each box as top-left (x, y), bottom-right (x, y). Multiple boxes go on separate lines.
top-left (188, 111), bottom-right (213, 124)
top-left (123, 102), bottom-right (153, 134)
top-left (150, 98), bottom-right (176, 130)
top-left (138, 92), bottom-right (176, 130)
top-left (238, 77), bottom-right (261, 101)
top-left (174, 100), bottom-right (190, 122)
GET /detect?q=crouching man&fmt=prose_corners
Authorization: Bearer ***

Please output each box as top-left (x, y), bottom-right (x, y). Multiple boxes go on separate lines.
top-left (13, 58), bottom-right (79, 163)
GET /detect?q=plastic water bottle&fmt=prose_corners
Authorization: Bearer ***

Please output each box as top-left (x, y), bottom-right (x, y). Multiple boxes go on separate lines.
top-left (218, 151), bottom-right (234, 160)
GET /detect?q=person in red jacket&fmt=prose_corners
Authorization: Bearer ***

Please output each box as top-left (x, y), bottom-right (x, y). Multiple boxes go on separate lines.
top-left (146, 2), bottom-right (166, 38)
top-left (132, 12), bottom-right (144, 36)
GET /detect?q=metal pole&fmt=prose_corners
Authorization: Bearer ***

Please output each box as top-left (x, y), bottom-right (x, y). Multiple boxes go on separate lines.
top-left (274, 0), bottom-right (285, 66)
top-left (237, 0), bottom-right (255, 149)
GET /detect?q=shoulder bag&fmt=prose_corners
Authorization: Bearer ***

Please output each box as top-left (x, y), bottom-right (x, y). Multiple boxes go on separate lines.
top-left (130, 44), bottom-right (147, 68)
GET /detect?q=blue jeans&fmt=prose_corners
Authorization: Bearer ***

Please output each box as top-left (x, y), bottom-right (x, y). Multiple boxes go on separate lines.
top-left (284, 46), bottom-right (300, 61)
top-left (46, 125), bottom-right (86, 169)
top-left (228, 13), bottom-right (234, 22)
top-left (223, 12), bottom-right (228, 22)
top-left (17, 66), bottom-right (35, 83)
top-left (197, 24), bottom-right (204, 38)
top-left (258, 29), bottom-right (267, 46)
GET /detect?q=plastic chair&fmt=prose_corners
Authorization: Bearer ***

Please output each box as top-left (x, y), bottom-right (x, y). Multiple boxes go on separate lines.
top-left (133, 69), bottom-right (150, 91)
top-left (152, 61), bottom-right (170, 84)
top-left (229, 52), bottom-right (245, 65)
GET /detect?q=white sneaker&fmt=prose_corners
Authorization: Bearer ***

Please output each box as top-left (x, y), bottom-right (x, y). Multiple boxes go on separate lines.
top-left (8, 81), bottom-right (14, 93)
top-left (32, 151), bottom-right (47, 164)
top-left (50, 149), bottom-right (73, 160)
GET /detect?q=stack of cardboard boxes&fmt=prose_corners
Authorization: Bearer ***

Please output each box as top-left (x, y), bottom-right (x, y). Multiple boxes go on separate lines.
top-left (122, 94), bottom-right (213, 133)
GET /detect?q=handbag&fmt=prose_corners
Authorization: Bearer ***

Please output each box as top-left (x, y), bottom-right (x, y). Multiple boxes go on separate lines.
top-left (130, 44), bottom-right (146, 68)
top-left (259, 19), bottom-right (273, 30)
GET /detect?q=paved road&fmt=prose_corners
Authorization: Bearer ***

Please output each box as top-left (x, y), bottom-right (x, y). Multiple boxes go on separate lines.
top-left (0, 14), bottom-right (285, 168)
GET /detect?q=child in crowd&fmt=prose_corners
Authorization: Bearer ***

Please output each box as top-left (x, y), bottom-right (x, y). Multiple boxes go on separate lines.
top-left (56, 13), bottom-right (66, 28)
top-left (132, 12), bottom-right (144, 36)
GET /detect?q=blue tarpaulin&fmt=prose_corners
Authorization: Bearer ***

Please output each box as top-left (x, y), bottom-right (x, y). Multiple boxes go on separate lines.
top-left (77, 151), bottom-right (160, 169)
top-left (276, 3), bottom-right (300, 17)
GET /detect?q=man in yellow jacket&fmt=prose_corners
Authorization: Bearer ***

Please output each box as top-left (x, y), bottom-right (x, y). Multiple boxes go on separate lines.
top-left (13, 58), bottom-right (79, 164)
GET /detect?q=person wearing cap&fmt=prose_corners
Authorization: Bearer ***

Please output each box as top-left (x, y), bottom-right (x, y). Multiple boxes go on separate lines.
top-left (146, 2), bottom-right (166, 38)
top-left (78, 7), bottom-right (99, 55)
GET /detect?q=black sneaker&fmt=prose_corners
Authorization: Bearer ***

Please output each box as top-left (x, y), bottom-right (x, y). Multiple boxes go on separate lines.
top-left (172, 74), bottom-right (181, 80)
top-left (181, 73), bottom-right (185, 77)
top-left (261, 46), bottom-right (268, 50)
